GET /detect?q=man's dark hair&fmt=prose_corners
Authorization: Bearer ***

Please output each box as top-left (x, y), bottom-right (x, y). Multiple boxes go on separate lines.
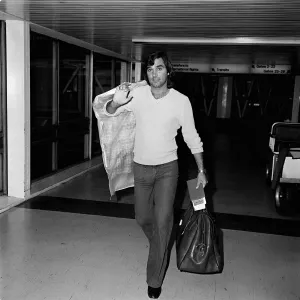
top-left (143, 51), bottom-right (174, 88)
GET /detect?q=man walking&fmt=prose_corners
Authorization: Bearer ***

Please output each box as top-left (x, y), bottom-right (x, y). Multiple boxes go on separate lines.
top-left (106, 51), bottom-right (207, 298)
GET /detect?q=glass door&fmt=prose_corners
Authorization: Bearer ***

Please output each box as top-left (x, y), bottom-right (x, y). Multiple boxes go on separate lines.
top-left (58, 41), bottom-right (90, 169)
top-left (30, 32), bottom-right (56, 180)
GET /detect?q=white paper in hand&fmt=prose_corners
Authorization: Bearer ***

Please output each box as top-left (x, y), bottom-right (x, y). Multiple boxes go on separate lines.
top-left (187, 178), bottom-right (206, 211)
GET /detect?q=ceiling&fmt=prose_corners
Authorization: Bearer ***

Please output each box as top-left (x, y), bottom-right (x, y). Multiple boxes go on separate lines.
top-left (1, 0), bottom-right (300, 63)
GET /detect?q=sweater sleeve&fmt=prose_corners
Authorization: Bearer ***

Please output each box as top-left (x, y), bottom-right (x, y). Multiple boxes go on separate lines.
top-left (180, 97), bottom-right (203, 153)
top-left (92, 93), bottom-right (131, 121)
top-left (102, 99), bottom-right (133, 117)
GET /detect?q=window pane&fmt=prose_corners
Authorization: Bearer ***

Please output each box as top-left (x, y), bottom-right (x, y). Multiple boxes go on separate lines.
top-left (30, 32), bottom-right (54, 180)
top-left (58, 41), bottom-right (89, 169)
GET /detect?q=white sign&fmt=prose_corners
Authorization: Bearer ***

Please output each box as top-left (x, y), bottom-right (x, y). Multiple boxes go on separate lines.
top-left (251, 64), bottom-right (291, 74)
top-left (173, 63), bottom-right (210, 73)
top-left (173, 63), bottom-right (250, 74)
top-left (211, 64), bottom-right (249, 74)
top-left (173, 62), bottom-right (292, 75)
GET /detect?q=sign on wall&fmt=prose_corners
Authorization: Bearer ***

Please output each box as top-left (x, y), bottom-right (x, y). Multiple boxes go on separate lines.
top-left (173, 62), bottom-right (292, 75)
top-left (251, 64), bottom-right (291, 74)
top-left (211, 64), bottom-right (250, 74)
top-left (173, 63), bottom-right (210, 73)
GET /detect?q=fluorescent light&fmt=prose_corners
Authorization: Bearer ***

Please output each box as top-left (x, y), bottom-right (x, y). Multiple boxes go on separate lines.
top-left (132, 36), bottom-right (300, 46)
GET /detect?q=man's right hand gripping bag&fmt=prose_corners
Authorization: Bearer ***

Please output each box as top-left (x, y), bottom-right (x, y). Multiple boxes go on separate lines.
top-left (176, 185), bottom-right (224, 274)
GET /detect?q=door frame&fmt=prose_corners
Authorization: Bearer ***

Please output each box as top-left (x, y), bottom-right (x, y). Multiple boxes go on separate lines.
top-left (0, 21), bottom-right (7, 195)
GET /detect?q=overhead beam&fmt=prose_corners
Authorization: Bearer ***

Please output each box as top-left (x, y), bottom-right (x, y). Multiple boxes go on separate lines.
top-left (31, 23), bottom-right (132, 62)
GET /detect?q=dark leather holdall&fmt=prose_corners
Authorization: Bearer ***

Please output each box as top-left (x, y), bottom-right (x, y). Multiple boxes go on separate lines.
top-left (176, 203), bottom-right (224, 274)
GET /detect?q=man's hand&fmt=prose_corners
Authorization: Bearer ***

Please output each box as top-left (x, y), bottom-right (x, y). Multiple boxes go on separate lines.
top-left (112, 82), bottom-right (133, 107)
top-left (196, 171), bottom-right (208, 189)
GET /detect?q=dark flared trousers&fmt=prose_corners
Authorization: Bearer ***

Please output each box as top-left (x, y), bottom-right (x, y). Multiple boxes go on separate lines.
top-left (133, 160), bottom-right (178, 288)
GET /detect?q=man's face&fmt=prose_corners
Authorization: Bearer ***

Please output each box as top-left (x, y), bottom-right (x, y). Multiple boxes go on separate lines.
top-left (146, 58), bottom-right (168, 89)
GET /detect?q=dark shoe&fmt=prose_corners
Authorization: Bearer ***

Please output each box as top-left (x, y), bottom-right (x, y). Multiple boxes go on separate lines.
top-left (147, 286), bottom-right (162, 299)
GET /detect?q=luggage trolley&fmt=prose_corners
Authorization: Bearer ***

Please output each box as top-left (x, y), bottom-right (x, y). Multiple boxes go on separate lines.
top-left (265, 122), bottom-right (300, 214)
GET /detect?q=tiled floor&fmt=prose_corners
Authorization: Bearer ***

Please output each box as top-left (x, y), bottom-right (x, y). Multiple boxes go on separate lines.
top-left (1, 207), bottom-right (299, 300)
top-left (1, 121), bottom-right (300, 299)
